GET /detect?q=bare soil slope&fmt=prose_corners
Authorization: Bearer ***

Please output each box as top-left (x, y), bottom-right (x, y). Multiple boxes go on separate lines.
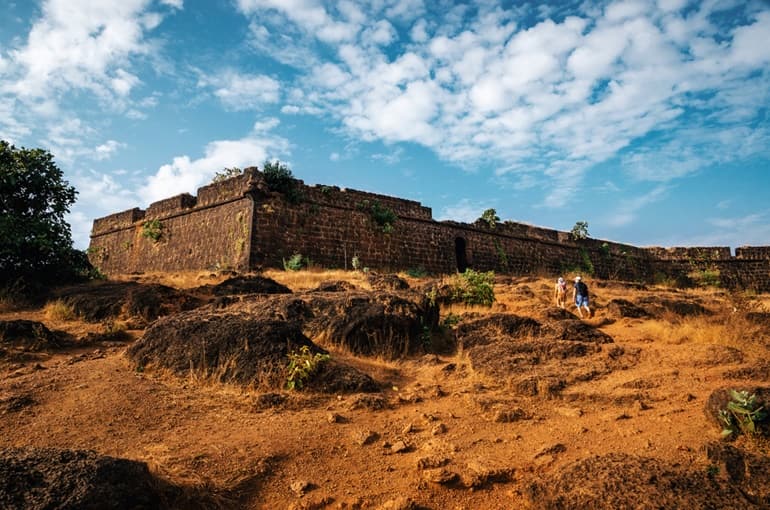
top-left (1, 271), bottom-right (769, 509)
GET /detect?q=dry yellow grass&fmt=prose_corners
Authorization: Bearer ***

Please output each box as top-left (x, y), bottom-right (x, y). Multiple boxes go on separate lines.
top-left (264, 268), bottom-right (372, 291)
top-left (43, 299), bottom-right (76, 321)
top-left (109, 271), bottom-right (232, 289)
top-left (622, 305), bottom-right (767, 360)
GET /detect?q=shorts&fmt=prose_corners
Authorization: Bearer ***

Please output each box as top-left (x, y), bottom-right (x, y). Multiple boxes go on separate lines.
top-left (576, 295), bottom-right (589, 307)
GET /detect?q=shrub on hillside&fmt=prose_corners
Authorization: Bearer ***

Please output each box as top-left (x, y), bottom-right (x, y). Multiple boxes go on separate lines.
top-left (449, 269), bottom-right (495, 306)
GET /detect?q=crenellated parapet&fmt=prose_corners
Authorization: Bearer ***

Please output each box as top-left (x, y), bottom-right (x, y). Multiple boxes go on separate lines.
top-left (146, 193), bottom-right (197, 219)
top-left (736, 246), bottom-right (770, 259)
top-left (300, 183), bottom-right (432, 220)
top-left (91, 208), bottom-right (146, 236)
top-left (643, 246), bottom-right (733, 261)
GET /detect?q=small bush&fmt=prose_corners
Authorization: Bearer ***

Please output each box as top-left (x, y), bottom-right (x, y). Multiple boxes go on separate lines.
top-left (370, 201), bottom-right (397, 233)
top-left (441, 313), bottom-right (461, 328)
top-left (263, 160), bottom-right (302, 203)
top-left (44, 299), bottom-right (76, 321)
top-left (570, 221), bottom-right (589, 240)
top-left (211, 166), bottom-right (243, 183)
top-left (283, 253), bottom-right (305, 271)
top-left (286, 345), bottom-right (330, 390)
top-left (406, 267), bottom-right (428, 278)
top-left (720, 389), bottom-right (766, 438)
top-left (142, 220), bottom-right (162, 242)
top-left (351, 255), bottom-right (362, 271)
top-left (689, 268), bottom-right (721, 288)
top-left (479, 208), bottom-right (499, 228)
top-left (450, 269), bottom-right (495, 306)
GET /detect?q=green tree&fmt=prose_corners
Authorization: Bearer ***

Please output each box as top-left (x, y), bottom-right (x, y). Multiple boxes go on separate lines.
top-left (0, 141), bottom-right (87, 288)
top-left (570, 221), bottom-right (590, 240)
top-left (479, 208), bottom-right (500, 228)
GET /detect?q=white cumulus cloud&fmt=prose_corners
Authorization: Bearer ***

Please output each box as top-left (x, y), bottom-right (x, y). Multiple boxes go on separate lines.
top-left (138, 119), bottom-right (290, 204)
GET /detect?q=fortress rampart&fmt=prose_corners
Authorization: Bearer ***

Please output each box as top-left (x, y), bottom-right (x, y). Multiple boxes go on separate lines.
top-left (88, 168), bottom-right (770, 291)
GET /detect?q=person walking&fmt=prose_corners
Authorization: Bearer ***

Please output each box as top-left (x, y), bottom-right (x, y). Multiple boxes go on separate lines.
top-left (573, 276), bottom-right (591, 318)
top-left (554, 277), bottom-right (568, 309)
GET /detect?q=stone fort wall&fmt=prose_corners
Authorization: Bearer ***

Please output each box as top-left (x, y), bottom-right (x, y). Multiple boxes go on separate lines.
top-left (88, 168), bottom-right (770, 291)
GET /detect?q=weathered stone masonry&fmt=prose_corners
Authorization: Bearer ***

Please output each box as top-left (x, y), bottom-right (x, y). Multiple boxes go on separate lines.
top-left (89, 168), bottom-right (770, 291)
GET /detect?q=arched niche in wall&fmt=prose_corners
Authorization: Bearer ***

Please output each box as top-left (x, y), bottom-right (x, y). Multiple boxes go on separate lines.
top-left (455, 237), bottom-right (468, 273)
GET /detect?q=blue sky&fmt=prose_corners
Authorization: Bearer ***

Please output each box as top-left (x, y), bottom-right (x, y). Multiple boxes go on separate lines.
top-left (1, 0), bottom-right (769, 251)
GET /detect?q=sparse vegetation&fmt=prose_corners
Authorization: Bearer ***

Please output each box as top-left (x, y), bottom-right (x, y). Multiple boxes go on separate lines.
top-left (689, 268), bottom-right (721, 288)
top-left (441, 313), bottom-right (461, 328)
top-left (286, 346), bottom-right (330, 390)
top-left (211, 166), bottom-right (243, 183)
top-left (369, 201), bottom-right (397, 233)
top-left (356, 200), bottom-right (397, 233)
top-left (579, 248), bottom-right (595, 276)
top-left (263, 160), bottom-right (302, 203)
top-left (142, 219), bottom-right (163, 242)
top-left (494, 239), bottom-right (509, 271)
top-left (479, 208), bottom-right (500, 228)
top-left (102, 319), bottom-right (128, 336)
top-left (351, 255), bottom-right (362, 271)
top-left (720, 389), bottom-right (767, 438)
top-left (43, 299), bottom-right (76, 321)
top-left (449, 269), bottom-right (495, 306)
top-left (570, 221), bottom-right (589, 240)
top-left (283, 253), bottom-right (306, 271)
top-left (406, 267), bottom-right (428, 278)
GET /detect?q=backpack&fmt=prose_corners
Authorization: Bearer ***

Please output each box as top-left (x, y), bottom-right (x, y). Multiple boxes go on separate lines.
top-left (576, 281), bottom-right (588, 296)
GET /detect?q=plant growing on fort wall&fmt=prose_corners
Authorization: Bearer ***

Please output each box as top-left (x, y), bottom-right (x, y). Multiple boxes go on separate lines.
top-left (579, 248), bottom-right (595, 276)
top-left (570, 221), bottom-right (589, 240)
top-left (211, 166), bottom-right (243, 183)
top-left (142, 219), bottom-right (163, 242)
top-left (688, 268), bottom-right (721, 288)
top-left (357, 199), bottom-right (397, 233)
top-left (286, 345), bottom-right (330, 390)
top-left (370, 201), bottom-right (397, 233)
top-left (351, 255), bottom-right (361, 271)
top-left (449, 269), bottom-right (495, 306)
top-left (479, 208), bottom-right (500, 229)
top-left (493, 239), bottom-right (509, 271)
top-left (264, 160), bottom-right (302, 204)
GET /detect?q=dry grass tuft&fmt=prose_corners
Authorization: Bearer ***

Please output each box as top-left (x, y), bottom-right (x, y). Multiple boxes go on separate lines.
top-left (263, 268), bottom-right (371, 292)
top-left (0, 296), bottom-right (18, 313)
top-left (633, 311), bottom-right (768, 357)
top-left (43, 299), bottom-right (77, 321)
top-left (109, 271), bottom-right (233, 289)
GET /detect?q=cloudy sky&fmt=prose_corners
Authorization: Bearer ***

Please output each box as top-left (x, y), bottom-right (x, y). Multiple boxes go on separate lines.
top-left (1, 0), bottom-right (769, 250)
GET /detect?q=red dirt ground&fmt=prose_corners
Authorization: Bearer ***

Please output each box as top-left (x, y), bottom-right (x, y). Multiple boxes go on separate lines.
top-left (1, 272), bottom-right (769, 509)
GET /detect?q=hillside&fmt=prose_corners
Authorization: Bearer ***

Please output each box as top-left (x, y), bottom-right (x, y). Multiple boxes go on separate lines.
top-left (1, 270), bottom-right (769, 509)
